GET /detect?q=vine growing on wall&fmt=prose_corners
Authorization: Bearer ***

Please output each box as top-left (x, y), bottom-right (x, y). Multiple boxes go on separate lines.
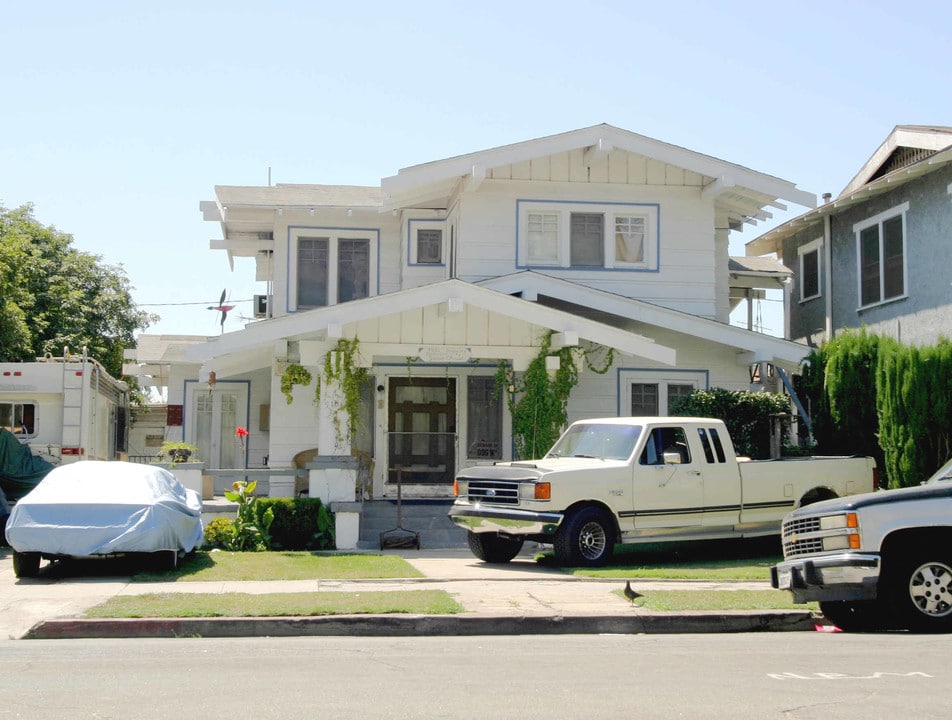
top-left (314, 337), bottom-right (368, 446)
top-left (496, 332), bottom-right (614, 459)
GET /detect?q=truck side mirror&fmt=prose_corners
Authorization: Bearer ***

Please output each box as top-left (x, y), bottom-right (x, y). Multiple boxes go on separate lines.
top-left (662, 451), bottom-right (683, 465)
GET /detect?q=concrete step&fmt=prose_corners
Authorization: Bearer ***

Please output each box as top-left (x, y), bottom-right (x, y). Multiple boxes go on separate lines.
top-left (358, 499), bottom-right (467, 550)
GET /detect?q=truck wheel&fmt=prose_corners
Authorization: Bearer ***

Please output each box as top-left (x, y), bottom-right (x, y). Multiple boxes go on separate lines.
top-left (12, 551), bottom-right (41, 578)
top-left (818, 600), bottom-right (885, 632)
top-left (883, 554), bottom-right (952, 632)
top-left (466, 532), bottom-right (524, 563)
top-left (554, 507), bottom-right (614, 567)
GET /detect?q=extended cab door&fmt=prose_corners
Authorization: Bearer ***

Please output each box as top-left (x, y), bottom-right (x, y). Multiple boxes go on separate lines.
top-left (695, 425), bottom-right (742, 529)
top-left (629, 425), bottom-right (703, 531)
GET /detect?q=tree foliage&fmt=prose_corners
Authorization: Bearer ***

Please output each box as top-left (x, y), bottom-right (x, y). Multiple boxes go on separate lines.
top-left (670, 387), bottom-right (790, 459)
top-left (0, 203), bottom-right (155, 377)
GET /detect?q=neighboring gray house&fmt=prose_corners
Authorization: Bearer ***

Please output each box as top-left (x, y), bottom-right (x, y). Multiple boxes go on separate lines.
top-left (746, 125), bottom-right (952, 346)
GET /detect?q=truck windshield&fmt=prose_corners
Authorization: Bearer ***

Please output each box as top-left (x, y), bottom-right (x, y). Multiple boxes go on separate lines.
top-left (546, 424), bottom-right (642, 461)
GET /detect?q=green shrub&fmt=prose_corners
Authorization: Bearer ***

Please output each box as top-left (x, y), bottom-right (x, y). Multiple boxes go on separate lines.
top-left (670, 387), bottom-right (790, 459)
top-left (203, 516), bottom-right (235, 548)
top-left (256, 498), bottom-right (336, 550)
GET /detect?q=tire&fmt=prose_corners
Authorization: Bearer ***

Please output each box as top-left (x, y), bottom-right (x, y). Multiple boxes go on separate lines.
top-left (466, 532), bottom-right (524, 564)
top-left (553, 506), bottom-right (615, 567)
top-left (12, 551), bottom-right (41, 579)
top-left (819, 600), bottom-right (885, 632)
top-left (882, 554), bottom-right (952, 632)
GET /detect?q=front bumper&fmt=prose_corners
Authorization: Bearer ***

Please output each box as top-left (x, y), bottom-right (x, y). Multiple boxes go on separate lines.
top-left (771, 552), bottom-right (881, 604)
top-left (448, 503), bottom-right (563, 537)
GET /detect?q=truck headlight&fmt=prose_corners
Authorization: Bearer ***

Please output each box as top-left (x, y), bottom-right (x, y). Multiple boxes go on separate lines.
top-left (520, 482), bottom-right (550, 501)
top-left (819, 512), bottom-right (858, 530)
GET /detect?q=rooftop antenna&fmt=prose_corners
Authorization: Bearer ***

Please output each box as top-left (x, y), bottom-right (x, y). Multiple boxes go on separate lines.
top-left (268, 166), bottom-right (272, 186)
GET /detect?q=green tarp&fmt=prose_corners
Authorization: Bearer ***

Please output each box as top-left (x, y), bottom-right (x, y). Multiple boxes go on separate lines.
top-left (0, 427), bottom-right (54, 502)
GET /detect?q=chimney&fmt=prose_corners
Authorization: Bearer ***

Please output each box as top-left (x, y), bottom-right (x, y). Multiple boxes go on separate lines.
top-left (822, 192), bottom-right (832, 203)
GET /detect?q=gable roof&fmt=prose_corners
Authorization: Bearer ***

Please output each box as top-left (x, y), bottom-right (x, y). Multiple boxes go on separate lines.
top-left (839, 125), bottom-right (952, 197)
top-left (476, 271), bottom-right (808, 369)
top-left (381, 124), bottom-right (815, 230)
top-left (184, 278), bottom-right (679, 375)
top-left (747, 127), bottom-right (952, 256)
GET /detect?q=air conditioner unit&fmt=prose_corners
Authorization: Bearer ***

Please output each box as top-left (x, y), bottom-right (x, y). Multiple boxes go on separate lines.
top-left (253, 294), bottom-right (270, 319)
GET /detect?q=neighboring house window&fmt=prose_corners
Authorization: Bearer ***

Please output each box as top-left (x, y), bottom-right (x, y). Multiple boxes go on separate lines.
top-left (291, 228), bottom-right (379, 311)
top-left (416, 229), bottom-right (442, 264)
top-left (798, 237), bottom-right (822, 302)
top-left (622, 370), bottom-right (706, 416)
top-left (1, 401), bottom-right (37, 437)
top-left (297, 237), bottom-right (329, 308)
top-left (854, 203), bottom-right (908, 308)
top-left (518, 200), bottom-right (659, 270)
top-left (338, 239), bottom-right (370, 302)
top-left (570, 213), bottom-right (605, 267)
top-left (615, 215), bottom-right (646, 263)
top-left (527, 212), bottom-right (559, 264)
top-left (466, 376), bottom-right (501, 460)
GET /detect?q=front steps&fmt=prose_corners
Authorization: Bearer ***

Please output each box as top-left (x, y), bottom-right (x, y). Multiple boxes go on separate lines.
top-left (357, 499), bottom-right (467, 549)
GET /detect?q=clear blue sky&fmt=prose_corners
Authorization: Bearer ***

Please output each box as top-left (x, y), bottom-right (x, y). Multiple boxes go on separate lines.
top-left (2, 0), bottom-right (950, 338)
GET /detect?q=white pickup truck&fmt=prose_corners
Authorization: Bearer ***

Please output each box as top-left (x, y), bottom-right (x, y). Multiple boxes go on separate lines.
top-left (449, 416), bottom-right (878, 567)
top-left (771, 457), bottom-right (952, 632)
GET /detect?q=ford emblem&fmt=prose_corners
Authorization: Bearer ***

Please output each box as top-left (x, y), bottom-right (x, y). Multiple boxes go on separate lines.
top-left (487, 488), bottom-right (496, 497)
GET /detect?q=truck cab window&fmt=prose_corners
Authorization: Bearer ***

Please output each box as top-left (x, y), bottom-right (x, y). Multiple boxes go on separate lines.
top-left (640, 427), bottom-right (689, 465)
top-left (697, 428), bottom-right (715, 463)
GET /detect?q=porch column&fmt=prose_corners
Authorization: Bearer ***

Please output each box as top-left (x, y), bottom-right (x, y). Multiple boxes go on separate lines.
top-left (310, 357), bottom-right (358, 503)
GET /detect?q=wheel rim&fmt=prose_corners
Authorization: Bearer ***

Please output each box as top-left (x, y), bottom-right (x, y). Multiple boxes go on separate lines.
top-left (577, 520), bottom-right (607, 560)
top-left (909, 561), bottom-right (952, 617)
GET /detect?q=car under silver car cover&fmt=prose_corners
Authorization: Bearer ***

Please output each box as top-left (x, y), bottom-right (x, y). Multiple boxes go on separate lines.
top-left (5, 461), bottom-right (203, 556)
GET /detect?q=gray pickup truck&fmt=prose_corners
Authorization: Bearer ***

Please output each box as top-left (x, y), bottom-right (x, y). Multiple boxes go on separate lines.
top-left (772, 457), bottom-right (952, 632)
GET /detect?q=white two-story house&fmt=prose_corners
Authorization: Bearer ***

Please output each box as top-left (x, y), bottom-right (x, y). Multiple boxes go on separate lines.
top-left (134, 124), bottom-right (814, 507)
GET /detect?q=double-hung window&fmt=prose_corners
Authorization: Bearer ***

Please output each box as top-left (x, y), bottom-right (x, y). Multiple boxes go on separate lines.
top-left (623, 370), bottom-right (704, 416)
top-left (854, 203), bottom-right (907, 308)
top-left (292, 228), bottom-right (378, 310)
top-left (798, 237), bottom-right (822, 302)
top-left (519, 200), bottom-right (659, 270)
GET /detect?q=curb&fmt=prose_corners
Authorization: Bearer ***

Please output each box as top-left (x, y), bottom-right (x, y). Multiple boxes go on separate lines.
top-left (24, 611), bottom-right (816, 639)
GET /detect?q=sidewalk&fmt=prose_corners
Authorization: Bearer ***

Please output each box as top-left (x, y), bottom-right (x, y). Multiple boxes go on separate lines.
top-left (0, 548), bottom-right (816, 639)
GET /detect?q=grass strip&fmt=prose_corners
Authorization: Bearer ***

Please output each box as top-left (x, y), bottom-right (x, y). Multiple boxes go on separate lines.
top-left (133, 551), bottom-right (423, 583)
top-left (85, 590), bottom-right (462, 618)
top-left (614, 588), bottom-right (818, 612)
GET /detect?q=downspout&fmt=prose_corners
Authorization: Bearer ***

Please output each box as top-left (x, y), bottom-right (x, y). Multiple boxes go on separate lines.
top-left (824, 213), bottom-right (833, 339)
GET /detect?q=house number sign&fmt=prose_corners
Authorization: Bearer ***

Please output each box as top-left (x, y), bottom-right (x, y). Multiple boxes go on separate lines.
top-left (417, 346), bottom-right (472, 363)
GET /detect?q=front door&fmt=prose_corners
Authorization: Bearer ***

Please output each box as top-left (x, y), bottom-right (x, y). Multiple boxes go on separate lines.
top-left (187, 381), bottom-right (249, 470)
top-left (388, 377), bottom-right (456, 485)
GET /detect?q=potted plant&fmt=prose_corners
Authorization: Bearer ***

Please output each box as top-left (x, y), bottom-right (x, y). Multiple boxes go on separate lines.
top-left (158, 440), bottom-right (199, 465)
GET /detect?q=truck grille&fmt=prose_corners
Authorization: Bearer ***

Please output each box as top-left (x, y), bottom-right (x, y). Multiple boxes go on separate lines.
top-left (465, 479), bottom-right (520, 505)
top-left (781, 516), bottom-right (823, 558)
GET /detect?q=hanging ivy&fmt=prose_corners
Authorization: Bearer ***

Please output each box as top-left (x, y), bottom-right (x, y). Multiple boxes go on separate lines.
top-left (496, 332), bottom-right (614, 459)
top-left (280, 363), bottom-right (312, 404)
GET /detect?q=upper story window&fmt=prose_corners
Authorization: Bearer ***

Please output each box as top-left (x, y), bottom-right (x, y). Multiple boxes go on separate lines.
top-left (407, 219), bottom-right (446, 266)
top-left (290, 228), bottom-right (378, 311)
top-left (1, 401), bottom-right (37, 438)
top-left (518, 200), bottom-right (659, 271)
top-left (798, 237), bottom-right (822, 302)
top-left (416, 229), bottom-right (443, 264)
top-left (854, 203), bottom-right (907, 309)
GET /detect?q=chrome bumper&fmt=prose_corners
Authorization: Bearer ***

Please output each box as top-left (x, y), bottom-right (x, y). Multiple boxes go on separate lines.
top-left (771, 552), bottom-right (881, 604)
top-left (448, 503), bottom-right (563, 536)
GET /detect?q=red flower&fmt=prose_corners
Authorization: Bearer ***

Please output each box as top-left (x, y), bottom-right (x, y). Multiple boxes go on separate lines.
top-left (235, 426), bottom-right (249, 439)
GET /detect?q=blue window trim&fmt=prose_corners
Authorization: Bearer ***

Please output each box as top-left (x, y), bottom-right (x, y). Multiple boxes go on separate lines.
top-left (406, 218), bottom-right (447, 267)
top-left (515, 198), bottom-right (661, 273)
top-left (615, 368), bottom-right (709, 416)
top-left (286, 225), bottom-right (382, 314)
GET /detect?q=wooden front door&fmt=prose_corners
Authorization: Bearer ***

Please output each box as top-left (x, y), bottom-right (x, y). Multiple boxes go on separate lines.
top-left (388, 378), bottom-right (456, 485)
